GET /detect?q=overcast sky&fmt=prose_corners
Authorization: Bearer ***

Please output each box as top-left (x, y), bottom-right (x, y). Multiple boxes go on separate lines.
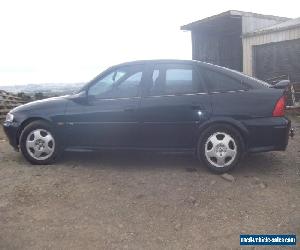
top-left (0, 0), bottom-right (299, 85)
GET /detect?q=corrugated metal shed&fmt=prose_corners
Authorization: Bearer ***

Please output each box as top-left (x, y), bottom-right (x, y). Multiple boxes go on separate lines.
top-left (181, 10), bottom-right (289, 72)
top-left (181, 10), bottom-right (288, 32)
top-left (244, 17), bottom-right (300, 36)
top-left (242, 18), bottom-right (300, 76)
top-left (181, 11), bottom-right (300, 102)
top-left (241, 15), bottom-right (287, 34)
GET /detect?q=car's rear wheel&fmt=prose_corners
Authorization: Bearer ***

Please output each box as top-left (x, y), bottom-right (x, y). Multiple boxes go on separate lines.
top-left (197, 124), bottom-right (244, 173)
top-left (20, 120), bottom-right (59, 164)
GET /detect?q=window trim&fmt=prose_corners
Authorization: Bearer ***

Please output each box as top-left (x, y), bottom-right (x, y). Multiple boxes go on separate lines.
top-left (142, 92), bottom-right (208, 100)
top-left (209, 89), bottom-right (248, 95)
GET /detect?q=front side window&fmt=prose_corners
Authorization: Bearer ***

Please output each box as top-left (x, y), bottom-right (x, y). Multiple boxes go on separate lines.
top-left (149, 64), bottom-right (204, 96)
top-left (88, 66), bottom-right (143, 99)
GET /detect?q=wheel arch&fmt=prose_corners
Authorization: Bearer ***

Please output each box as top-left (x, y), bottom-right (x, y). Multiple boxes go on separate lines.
top-left (197, 117), bottom-right (249, 150)
top-left (16, 117), bottom-right (53, 146)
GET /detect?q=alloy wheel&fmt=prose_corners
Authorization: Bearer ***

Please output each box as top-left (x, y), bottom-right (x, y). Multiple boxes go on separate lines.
top-left (26, 129), bottom-right (55, 160)
top-left (204, 132), bottom-right (237, 168)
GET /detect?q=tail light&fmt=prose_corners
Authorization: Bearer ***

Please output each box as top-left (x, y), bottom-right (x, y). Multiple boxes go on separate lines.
top-left (272, 96), bottom-right (286, 117)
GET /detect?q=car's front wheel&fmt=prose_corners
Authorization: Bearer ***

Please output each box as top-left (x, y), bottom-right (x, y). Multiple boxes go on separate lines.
top-left (20, 120), bottom-right (59, 164)
top-left (197, 124), bottom-right (244, 173)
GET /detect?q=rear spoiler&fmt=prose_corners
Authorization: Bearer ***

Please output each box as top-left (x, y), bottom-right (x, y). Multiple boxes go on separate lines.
top-left (269, 79), bottom-right (297, 108)
top-left (270, 80), bottom-right (290, 89)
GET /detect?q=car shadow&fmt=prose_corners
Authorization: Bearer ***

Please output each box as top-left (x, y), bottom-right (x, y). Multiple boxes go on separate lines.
top-left (58, 150), bottom-right (201, 171)
top-left (53, 149), bottom-right (282, 176)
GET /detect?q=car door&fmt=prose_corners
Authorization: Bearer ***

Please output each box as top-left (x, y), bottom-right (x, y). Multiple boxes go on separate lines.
top-left (64, 64), bottom-right (145, 148)
top-left (139, 62), bottom-right (212, 149)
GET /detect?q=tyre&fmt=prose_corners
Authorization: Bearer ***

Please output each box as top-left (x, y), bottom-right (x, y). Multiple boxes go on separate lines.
top-left (197, 124), bottom-right (244, 173)
top-left (19, 120), bottom-right (60, 165)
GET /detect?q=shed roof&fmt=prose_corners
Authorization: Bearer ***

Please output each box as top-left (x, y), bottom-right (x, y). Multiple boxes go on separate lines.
top-left (181, 10), bottom-right (289, 31)
top-left (243, 17), bottom-right (300, 37)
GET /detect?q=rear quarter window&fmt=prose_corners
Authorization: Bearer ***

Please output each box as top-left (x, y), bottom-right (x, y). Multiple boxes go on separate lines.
top-left (202, 68), bottom-right (248, 92)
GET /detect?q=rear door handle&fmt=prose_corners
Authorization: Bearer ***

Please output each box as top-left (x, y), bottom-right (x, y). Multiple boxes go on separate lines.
top-left (190, 105), bottom-right (201, 110)
top-left (124, 108), bottom-right (135, 112)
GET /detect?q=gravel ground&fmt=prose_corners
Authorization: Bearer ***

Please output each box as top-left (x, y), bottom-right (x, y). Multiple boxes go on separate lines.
top-left (0, 118), bottom-right (299, 250)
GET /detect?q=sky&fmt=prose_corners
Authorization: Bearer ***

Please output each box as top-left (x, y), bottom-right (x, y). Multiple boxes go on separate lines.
top-left (0, 0), bottom-right (299, 85)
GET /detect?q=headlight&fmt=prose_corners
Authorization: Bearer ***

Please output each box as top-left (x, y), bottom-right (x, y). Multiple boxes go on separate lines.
top-left (5, 113), bottom-right (14, 122)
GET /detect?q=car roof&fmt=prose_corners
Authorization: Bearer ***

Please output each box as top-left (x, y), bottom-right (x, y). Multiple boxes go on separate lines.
top-left (114, 59), bottom-right (233, 72)
top-left (115, 59), bottom-right (200, 67)
top-left (81, 59), bottom-right (268, 91)
top-left (113, 59), bottom-right (269, 88)
top-left (104, 59), bottom-right (251, 81)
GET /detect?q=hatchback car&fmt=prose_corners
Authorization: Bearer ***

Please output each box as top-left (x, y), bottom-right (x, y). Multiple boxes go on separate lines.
top-left (3, 60), bottom-right (291, 173)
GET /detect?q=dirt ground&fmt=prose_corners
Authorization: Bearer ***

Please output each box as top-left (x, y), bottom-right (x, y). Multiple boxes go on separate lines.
top-left (0, 118), bottom-right (299, 250)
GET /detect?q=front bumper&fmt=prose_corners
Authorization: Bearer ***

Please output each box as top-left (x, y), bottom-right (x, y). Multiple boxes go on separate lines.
top-left (3, 121), bottom-right (20, 150)
top-left (244, 117), bottom-right (291, 153)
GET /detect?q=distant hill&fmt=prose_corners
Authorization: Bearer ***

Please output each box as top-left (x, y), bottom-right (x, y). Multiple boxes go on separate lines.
top-left (0, 82), bottom-right (85, 96)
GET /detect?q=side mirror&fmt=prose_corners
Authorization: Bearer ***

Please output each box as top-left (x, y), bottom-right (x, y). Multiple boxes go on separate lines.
top-left (87, 94), bottom-right (96, 104)
top-left (70, 90), bottom-right (88, 104)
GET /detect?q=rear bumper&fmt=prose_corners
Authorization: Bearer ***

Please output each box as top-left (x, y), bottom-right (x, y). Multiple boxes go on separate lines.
top-left (243, 117), bottom-right (291, 153)
top-left (2, 121), bottom-right (20, 150)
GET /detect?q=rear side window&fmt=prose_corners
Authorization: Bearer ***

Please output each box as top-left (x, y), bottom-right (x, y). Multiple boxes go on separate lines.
top-left (165, 68), bottom-right (193, 94)
top-left (202, 68), bottom-right (247, 92)
top-left (149, 64), bottom-right (205, 96)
